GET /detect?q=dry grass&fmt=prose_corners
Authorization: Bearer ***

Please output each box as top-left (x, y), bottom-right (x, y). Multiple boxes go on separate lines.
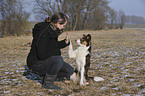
top-left (0, 29), bottom-right (145, 96)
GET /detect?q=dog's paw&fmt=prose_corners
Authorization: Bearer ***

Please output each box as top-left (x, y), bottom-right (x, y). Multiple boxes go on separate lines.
top-left (80, 83), bottom-right (84, 86)
top-left (80, 81), bottom-right (86, 86)
top-left (69, 41), bottom-right (73, 48)
top-left (70, 73), bottom-right (78, 84)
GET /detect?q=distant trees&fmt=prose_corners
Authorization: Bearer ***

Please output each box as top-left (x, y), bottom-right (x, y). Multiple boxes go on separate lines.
top-left (0, 0), bottom-right (30, 36)
top-left (125, 15), bottom-right (145, 24)
top-left (108, 8), bottom-right (116, 29)
top-left (118, 10), bottom-right (126, 29)
top-left (34, 0), bottom-right (127, 30)
top-left (108, 9), bottom-right (126, 29)
top-left (34, 0), bottom-right (110, 30)
top-left (0, 0), bottom-right (129, 37)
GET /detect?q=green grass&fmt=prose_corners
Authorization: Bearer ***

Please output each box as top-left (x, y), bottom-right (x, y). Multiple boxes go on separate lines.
top-left (0, 29), bottom-right (145, 96)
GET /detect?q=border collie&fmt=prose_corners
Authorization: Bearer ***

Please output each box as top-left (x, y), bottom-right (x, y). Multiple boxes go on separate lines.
top-left (69, 34), bottom-right (104, 86)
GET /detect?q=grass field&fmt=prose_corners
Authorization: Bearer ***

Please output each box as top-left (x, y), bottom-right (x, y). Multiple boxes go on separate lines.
top-left (0, 29), bottom-right (145, 96)
top-left (124, 24), bottom-right (145, 28)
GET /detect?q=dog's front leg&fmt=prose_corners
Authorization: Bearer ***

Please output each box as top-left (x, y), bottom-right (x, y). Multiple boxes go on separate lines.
top-left (80, 66), bottom-right (85, 86)
top-left (68, 41), bottom-right (76, 58)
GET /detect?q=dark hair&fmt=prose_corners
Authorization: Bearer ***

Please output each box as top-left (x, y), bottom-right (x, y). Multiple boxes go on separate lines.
top-left (46, 12), bottom-right (69, 25)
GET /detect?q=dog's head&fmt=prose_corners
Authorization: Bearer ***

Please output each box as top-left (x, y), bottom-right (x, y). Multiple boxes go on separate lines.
top-left (76, 34), bottom-right (91, 46)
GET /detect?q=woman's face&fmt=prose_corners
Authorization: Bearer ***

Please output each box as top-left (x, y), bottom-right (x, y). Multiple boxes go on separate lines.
top-left (56, 21), bottom-right (67, 30)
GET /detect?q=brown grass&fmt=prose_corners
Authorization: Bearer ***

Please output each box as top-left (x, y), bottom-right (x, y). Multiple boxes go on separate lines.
top-left (0, 29), bottom-right (145, 96)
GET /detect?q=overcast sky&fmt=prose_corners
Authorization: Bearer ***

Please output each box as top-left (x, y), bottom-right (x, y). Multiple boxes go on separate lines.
top-left (108, 0), bottom-right (145, 18)
top-left (24, 0), bottom-right (145, 21)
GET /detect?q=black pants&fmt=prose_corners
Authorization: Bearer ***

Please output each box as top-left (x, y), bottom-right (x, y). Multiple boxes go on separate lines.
top-left (31, 56), bottom-right (74, 79)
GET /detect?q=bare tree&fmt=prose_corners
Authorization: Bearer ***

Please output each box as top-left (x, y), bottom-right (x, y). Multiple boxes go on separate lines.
top-left (92, 9), bottom-right (107, 30)
top-left (89, 0), bottom-right (109, 30)
top-left (33, 0), bottom-right (110, 30)
top-left (60, 0), bottom-right (86, 30)
top-left (34, 0), bottom-right (65, 20)
top-left (64, 0), bottom-right (109, 30)
top-left (107, 9), bottom-right (126, 29)
top-left (118, 10), bottom-right (126, 29)
top-left (0, 0), bottom-right (30, 36)
top-left (82, 0), bottom-right (102, 29)
top-left (108, 8), bottom-right (116, 29)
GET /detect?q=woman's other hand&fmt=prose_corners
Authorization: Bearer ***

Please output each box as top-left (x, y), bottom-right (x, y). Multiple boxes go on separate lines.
top-left (65, 32), bottom-right (69, 44)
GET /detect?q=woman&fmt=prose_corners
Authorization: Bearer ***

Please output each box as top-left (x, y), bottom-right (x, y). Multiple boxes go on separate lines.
top-left (27, 12), bottom-right (74, 90)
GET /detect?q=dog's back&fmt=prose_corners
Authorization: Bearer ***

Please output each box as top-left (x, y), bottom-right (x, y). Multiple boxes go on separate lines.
top-left (84, 34), bottom-right (91, 80)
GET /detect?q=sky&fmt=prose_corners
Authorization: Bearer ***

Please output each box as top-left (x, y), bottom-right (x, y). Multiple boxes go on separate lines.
top-left (108, 0), bottom-right (145, 18)
top-left (23, 0), bottom-right (35, 21)
top-left (24, 0), bottom-right (145, 21)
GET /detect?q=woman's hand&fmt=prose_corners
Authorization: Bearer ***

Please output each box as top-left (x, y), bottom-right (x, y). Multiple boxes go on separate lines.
top-left (65, 32), bottom-right (69, 44)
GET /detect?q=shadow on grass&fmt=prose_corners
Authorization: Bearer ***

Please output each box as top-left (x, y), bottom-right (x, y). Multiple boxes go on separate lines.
top-left (23, 65), bottom-right (41, 83)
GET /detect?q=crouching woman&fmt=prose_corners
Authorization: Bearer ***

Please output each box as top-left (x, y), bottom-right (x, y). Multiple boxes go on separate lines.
top-left (26, 12), bottom-right (74, 90)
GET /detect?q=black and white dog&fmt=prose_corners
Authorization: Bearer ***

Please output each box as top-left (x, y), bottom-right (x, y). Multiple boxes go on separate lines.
top-left (69, 34), bottom-right (104, 86)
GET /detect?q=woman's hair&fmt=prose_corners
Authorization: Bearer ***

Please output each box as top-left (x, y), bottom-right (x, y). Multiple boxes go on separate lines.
top-left (46, 12), bottom-right (69, 25)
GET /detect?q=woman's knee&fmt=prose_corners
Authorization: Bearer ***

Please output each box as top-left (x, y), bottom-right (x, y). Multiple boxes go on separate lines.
top-left (70, 66), bottom-right (74, 76)
top-left (51, 56), bottom-right (64, 66)
top-left (66, 64), bottom-right (74, 76)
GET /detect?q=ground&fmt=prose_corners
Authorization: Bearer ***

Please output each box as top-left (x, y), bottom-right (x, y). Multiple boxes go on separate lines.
top-left (0, 29), bottom-right (145, 96)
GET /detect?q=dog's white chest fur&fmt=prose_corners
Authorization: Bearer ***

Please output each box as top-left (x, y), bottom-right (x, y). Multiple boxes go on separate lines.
top-left (75, 46), bottom-right (89, 57)
top-left (68, 42), bottom-right (89, 67)
top-left (74, 46), bottom-right (89, 70)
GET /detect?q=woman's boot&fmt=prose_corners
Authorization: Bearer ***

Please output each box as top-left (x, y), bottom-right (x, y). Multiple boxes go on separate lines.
top-left (42, 74), bottom-right (62, 90)
top-left (40, 75), bottom-right (45, 84)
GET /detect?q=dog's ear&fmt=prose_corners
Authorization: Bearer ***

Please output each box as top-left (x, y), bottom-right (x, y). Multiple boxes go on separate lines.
top-left (83, 34), bottom-right (86, 37)
top-left (87, 34), bottom-right (91, 40)
top-left (87, 34), bottom-right (91, 37)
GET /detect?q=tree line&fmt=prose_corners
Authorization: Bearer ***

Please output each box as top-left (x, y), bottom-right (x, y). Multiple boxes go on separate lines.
top-left (0, 0), bottom-right (126, 36)
top-left (34, 0), bottom-right (126, 30)
top-left (125, 15), bottom-right (145, 24)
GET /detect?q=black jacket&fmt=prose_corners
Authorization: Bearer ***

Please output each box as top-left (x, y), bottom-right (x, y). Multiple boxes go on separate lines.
top-left (27, 21), bottom-right (69, 69)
